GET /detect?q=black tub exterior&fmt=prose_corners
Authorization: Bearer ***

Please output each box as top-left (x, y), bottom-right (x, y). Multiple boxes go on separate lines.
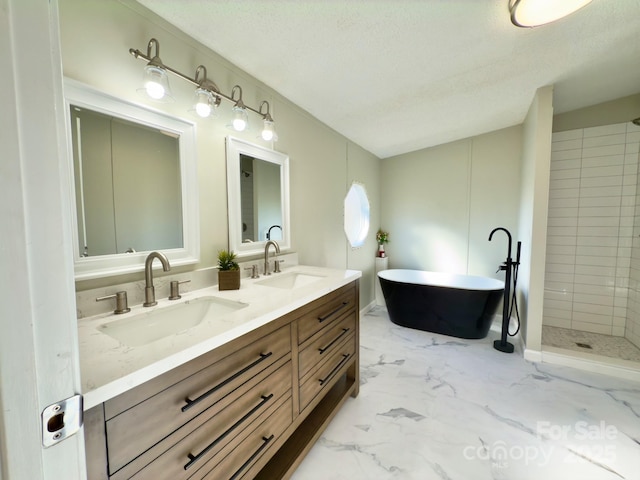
top-left (378, 272), bottom-right (503, 339)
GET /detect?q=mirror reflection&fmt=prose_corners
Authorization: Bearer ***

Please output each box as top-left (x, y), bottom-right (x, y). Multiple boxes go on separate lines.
top-left (226, 137), bottom-right (290, 256)
top-left (70, 107), bottom-right (183, 257)
top-left (64, 79), bottom-right (199, 280)
top-left (240, 154), bottom-right (282, 243)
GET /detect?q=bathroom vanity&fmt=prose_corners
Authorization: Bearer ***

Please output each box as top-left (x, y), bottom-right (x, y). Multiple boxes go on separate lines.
top-left (80, 266), bottom-right (360, 479)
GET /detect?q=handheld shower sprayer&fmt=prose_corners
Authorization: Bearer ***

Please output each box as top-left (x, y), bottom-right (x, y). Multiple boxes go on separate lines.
top-left (488, 227), bottom-right (519, 353)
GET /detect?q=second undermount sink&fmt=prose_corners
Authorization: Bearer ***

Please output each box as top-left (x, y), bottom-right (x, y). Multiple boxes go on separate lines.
top-left (256, 272), bottom-right (325, 289)
top-left (98, 296), bottom-right (248, 347)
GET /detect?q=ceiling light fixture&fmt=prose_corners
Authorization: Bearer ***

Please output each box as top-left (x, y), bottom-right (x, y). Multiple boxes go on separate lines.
top-left (509, 0), bottom-right (593, 28)
top-left (129, 38), bottom-right (277, 140)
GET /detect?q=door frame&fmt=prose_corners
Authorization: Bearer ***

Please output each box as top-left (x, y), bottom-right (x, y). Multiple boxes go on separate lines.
top-left (0, 0), bottom-right (85, 478)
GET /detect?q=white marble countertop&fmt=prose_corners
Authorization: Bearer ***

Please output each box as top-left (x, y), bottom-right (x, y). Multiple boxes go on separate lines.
top-left (78, 265), bottom-right (361, 410)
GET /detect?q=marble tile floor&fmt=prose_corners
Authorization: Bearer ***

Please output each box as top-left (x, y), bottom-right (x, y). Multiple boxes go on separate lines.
top-left (542, 325), bottom-right (640, 364)
top-left (290, 307), bottom-right (640, 480)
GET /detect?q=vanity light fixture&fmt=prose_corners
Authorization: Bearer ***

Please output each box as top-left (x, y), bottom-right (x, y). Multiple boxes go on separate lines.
top-left (509, 0), bottom-right (593, 27)
top-left (193, 65), bottom-right (221, 118)
top-left (230, 86), bottom-right (249, 132)
top-left (129, 37), bottom-right (277, 140)
top-left (259, 101), bottom-right (277, 141)
top-left (139, 38), bottom-right (172, 101)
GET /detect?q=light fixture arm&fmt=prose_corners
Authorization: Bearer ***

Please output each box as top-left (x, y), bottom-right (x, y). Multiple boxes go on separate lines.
top-left (129, 39), bottom-right (270, 118)
top-left (259, 100), bottom-right (273, 121)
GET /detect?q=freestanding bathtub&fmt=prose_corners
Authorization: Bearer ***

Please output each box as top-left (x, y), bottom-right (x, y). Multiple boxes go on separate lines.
top-left (378, 269), bottom-right (504, 339)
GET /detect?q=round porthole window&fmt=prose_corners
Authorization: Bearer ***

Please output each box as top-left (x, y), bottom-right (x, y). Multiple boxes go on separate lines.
top-left (344, 182), bottom-right (370, 248)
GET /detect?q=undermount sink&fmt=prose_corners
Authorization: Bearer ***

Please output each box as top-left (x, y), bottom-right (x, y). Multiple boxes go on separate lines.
top-left (256, 272), bottom-right (325, 289)
top-left (98, 296), bottom-right (247, 347)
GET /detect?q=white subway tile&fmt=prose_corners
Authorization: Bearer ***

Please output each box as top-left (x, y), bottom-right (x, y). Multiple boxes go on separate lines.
top-left (550, 168), bottom-right (581, 180)
top-left (546, 235), bottom-right (576, 246)
top-left (548, 207), bottom-right (579, 218)
top-left (576, 245), bottom-right (617, 257)
top-left (543, 316), bottom-right (572, 329)
top-left (572, 283), bottom-right (615, 296)
top-left (584, 123), bottom-right (627, 137)
top-left (545, 254), bottom-right (576, 265)
top-left (579, 196), bottom-right (621, 208)
top-left (544, 307), bottom-right (572, 320)
top-left (613, 314), bottom-right (627, 327)
top-left (573, 274), bottom-right (615, 286)
top-left (578, 206), bottom-right (621, 217)
top-left (574, 264), bottom-right (616, 277)
top-left (573, 303), bottom-right (613, 317)
top-left (552, 138), bottom-right (583, 151)
top-left (624, 153), bottom-right (639, 164)
top-left (622, 185), bottom-right (636, 196)
top-left (577, 217), bottom-right (619, 228)
top-left (571, 320), bottom-right (612, 334)
top-left (548, 188), bottom-right (580, 199)
top-left (544, 299), bottom-right (573, 311)
top-left (548, 226), bottom-right (578, 236)
top-left (573, 293), bottom-right (614, 307)
top-left (551, 151), bottom-right (581, 163)
top-left (545, 272), bottom-right (575, 284)
top-left (544, 281), bottom-right (574, 293)
top-left (575, 255), bottom-right (617, 267)
top-left (582, 134), bottom-right (626, 148)
top-left (625, 142), bottom-right (640, 154)
top-left (544, 263), bottom-right (575, 274)
top-left (620, 206), bottom-right (636, 217)
top-left (546, 244), bottom-right (577, 256)
top-left (582, 144), bottom-right (626, 158)
top-left (620, 216), bottom-right (634, 228)
top-left (580, 176), bottom-right (623, 188)
top-left (580, 186), bottom-right (623, 197)
top-left (582, 155), bottom-right (624, 168)
top-left (549, 197), bottom-right (580, 208)
top-left (577, 226), bottom-right (620, 237)
top-left (576, 236), bottom-right (618, 247)
top-left (547, 216), bottom-right (578, 227)
top-left (553, 129), bottom-right (583, 141)
top-left (550, 178), bottom-right (580, 190)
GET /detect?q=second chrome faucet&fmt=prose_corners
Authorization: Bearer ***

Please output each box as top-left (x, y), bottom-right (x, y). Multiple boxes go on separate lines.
top-left (263, 240), bottom-right (280, 276)
top-left (144, 251), bottom-right (171, 307)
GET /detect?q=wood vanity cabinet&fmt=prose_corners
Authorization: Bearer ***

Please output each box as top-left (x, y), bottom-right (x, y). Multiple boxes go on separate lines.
top-left (85, 280), bottom-right (359, 480)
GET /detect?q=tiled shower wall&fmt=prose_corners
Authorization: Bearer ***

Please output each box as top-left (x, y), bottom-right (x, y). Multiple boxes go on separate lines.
top-left (627, 139), bottom-right (640, 349)
top-left (544, 123), bottom-right (640, 344)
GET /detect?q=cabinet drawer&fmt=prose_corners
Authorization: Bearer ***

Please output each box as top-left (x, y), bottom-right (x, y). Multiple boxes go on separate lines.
top-left (299, 312), bottom-right (355, 380)
top-left (196, 395), bottom-right (293, 480)
top-left (299, 333), bottom-right (356, 412)
top-left (116, 361), bottom-right (292, 480)
top-left (297, 284), bottom-right (355, 345)
top-left (106, 325), bottom-right (291, 474)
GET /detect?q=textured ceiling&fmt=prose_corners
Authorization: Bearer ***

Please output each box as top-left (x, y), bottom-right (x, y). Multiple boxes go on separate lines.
top-left (136, 0), bottom-right (640, 158)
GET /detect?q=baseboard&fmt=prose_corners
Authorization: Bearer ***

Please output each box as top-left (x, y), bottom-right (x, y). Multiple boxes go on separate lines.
top-left (360, 300), bottom-right (376, 317)
top-left (526, 346), bottom-right (640, 383)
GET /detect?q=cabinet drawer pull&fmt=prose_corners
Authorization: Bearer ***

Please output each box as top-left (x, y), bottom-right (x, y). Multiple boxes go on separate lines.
top-left (318, 353), bottom-right (350, 386)
top-left (229, 434), bottom-right (275, 480)
top-left (318, 328), bottom-right (350, 354)
top-left (182, 352), bottom-right (273, 413)
top-left (317, 301), bottom-right (349, 323)
top-left (184, 394), bottom-right (275, 471)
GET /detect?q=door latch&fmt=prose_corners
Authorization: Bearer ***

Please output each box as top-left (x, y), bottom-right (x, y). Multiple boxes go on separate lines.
top-left (41, 394), bottom-right (83, 448)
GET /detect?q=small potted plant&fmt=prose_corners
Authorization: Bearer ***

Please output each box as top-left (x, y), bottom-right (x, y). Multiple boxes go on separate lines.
top-left (376, 229), bottom-right (389, 258)
top-left (217, 249), bottom-right (240, 290)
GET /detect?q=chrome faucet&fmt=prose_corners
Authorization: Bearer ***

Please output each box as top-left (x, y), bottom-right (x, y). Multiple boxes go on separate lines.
top-left (263, 240), bottom-right (280, 276)
top-left (143, 251), bottom-right (171, 307)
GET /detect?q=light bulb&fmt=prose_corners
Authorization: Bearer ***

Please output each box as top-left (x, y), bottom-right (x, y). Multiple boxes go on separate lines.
top-left (261, 119), bottom-right (275, 141)
top-left (194, 89), bottom-right (215, 118)
top-left (232, 105), bottom-right (248, 131)
top-left (142, 65), bottom-right (170, 100)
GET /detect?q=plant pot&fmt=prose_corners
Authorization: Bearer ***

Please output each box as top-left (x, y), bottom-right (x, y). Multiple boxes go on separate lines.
top-left (218, 269), bottom-right (241, 290)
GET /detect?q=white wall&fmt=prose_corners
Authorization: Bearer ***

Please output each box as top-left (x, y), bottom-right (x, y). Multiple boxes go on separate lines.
top-left (518, 86), bottom-right (554, 354)
top-left (380, 126), bottom-right (522, 279)
top-left (60, 0), bottom-right (381, 308)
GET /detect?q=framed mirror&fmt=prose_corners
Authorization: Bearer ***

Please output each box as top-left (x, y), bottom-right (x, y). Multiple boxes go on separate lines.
top-left (226, 137), bottom-right (290, 257)
top-left (64, 79), bottom-right (199, 280)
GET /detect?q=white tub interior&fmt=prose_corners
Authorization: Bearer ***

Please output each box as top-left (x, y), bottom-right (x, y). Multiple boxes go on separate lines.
top-left (378, 269), bottom-right (504, 291)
